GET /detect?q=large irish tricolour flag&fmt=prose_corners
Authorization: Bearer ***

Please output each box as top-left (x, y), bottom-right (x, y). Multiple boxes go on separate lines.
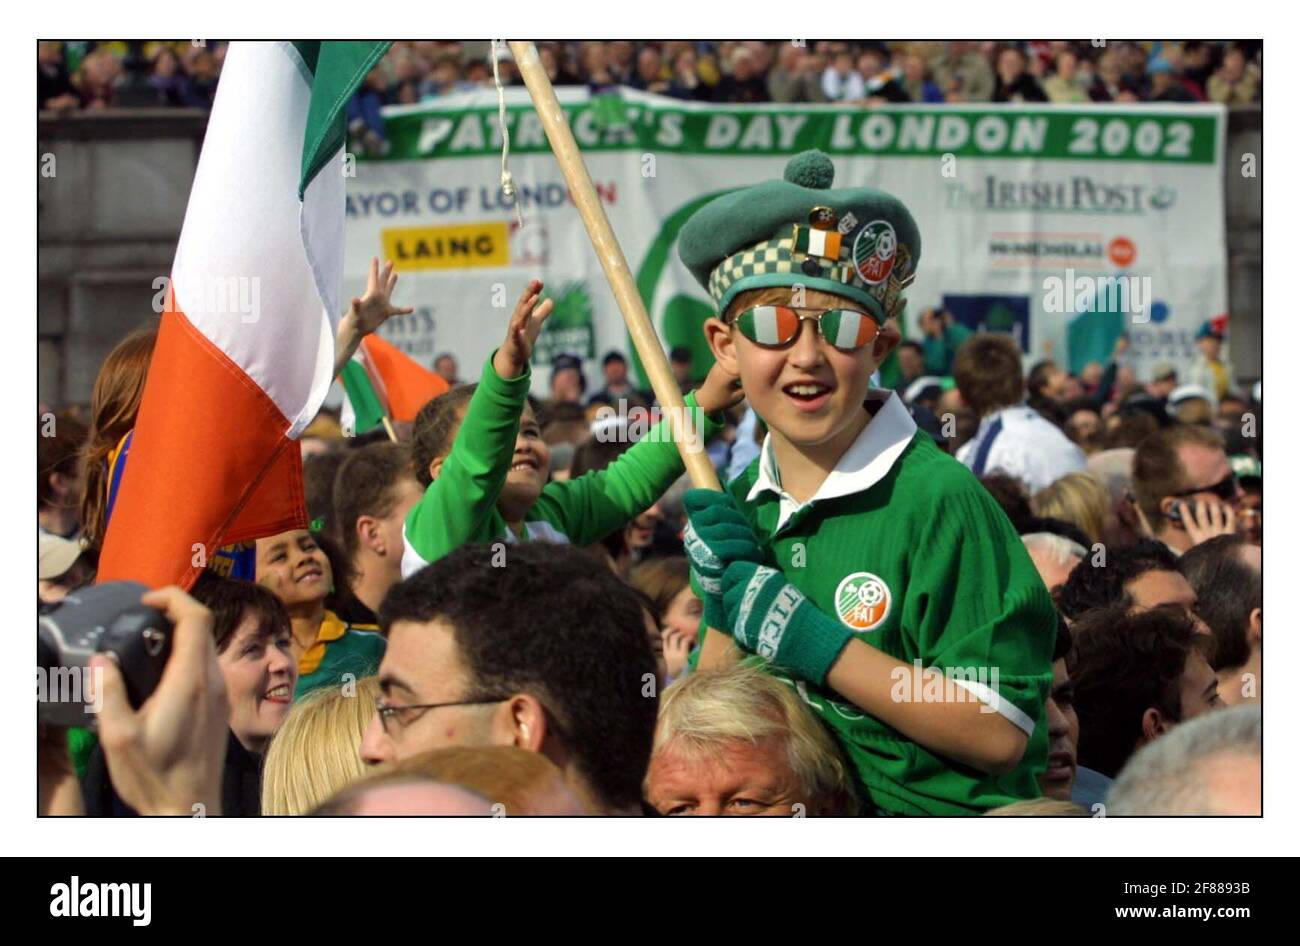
top-left (98, 41), bottom-right (390, 589)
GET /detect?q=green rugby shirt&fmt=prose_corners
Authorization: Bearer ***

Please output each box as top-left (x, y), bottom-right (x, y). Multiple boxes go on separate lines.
top-left (403, 353), bottom-right (723, 576)
top-left (293, 610), bottom-right (385, 700)
top-left (711, 390), bottom-right (1056, 815)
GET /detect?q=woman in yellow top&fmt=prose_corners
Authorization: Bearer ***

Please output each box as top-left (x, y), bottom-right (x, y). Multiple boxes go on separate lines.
top-left (254, 529), bottom-right (385, 699)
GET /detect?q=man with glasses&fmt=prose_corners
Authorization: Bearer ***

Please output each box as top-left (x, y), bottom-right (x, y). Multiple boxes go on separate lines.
top-left (1133, 424), bottom-right (1243, 556)
top-left (359, 542), bottom-right (659, 815)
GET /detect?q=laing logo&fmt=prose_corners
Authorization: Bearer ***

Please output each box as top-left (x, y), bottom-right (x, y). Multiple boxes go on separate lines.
top-left (49, 876), bottom-right (151, 926)
top-left (381, 221), bottom-right (509, 271)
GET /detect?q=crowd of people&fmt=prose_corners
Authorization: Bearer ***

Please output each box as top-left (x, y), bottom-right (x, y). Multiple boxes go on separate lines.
top-left (39, 40), bottom-right (1262, 116)
top-left (37, 146), bottom-right (1261, 818)
top-left (38, 41), bottom-right (223, 112)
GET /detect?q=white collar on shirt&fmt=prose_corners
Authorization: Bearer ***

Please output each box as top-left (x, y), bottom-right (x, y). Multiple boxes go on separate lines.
top-left (975, 402), bottom-right (1030, 434)
top-left (747, 389), bottom-right (918, 534)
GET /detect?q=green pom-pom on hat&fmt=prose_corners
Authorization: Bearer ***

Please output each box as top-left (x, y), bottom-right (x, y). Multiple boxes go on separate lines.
top-left (784, 149), bottom-right (835, 189)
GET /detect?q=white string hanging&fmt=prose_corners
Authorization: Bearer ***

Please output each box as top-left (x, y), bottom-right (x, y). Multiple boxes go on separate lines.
top-left (491, 40), bottom-right (524, 228)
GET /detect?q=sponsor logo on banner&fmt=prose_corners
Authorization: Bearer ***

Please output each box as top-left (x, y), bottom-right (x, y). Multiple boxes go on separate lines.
top-left (987, 233), bottom-right (1106, 268)
top-left (510, 219), bottom-right (550, 266)
top-left (382, 221), bottom-right (510, 271)
top-left (835, 572), bottom-right (891, 631)
top-left (1108, 236), bottom-right (1137, 267)
top-left (946, 175), bottom-right (1177, 214)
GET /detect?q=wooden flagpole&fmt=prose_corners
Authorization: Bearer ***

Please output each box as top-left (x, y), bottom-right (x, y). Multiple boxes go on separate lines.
top-left (509, 41), bottom-right (740, 668)
top-left (508, 41), bottom-right (720, 492)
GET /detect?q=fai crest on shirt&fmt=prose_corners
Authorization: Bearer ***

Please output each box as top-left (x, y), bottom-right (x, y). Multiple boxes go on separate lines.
top-left (834, 572), bottom-right (891, 631)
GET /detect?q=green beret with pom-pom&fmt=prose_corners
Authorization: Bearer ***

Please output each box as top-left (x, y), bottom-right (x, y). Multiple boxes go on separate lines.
top-left (678, 149), bottom-right (921, 322)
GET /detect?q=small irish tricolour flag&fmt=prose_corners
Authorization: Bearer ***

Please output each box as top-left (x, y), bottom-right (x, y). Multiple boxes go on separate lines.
top-left (794, 225), bottom-right (842, 260)
top-left (340, 334), bottom-right (450, 436)
top-left (98, 41), bottom-right (390, 589)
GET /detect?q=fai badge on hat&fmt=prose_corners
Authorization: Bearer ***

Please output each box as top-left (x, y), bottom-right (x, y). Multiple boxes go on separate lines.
top-left (852, 219), bottom-right (898, 285)
top-left (835, 571), bottom-right (891, 632)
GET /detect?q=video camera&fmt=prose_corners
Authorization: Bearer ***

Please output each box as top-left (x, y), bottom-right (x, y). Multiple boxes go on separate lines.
top-left (37, 581), bottom-right (173, 727)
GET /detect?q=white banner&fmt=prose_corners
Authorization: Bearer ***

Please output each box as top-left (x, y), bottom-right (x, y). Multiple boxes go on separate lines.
top-left (343, 89), bottom-right (1227, 394)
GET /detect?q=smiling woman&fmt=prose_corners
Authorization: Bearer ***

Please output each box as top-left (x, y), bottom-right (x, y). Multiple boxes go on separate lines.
top-left (254, 528), bottom-right (386, 699)
top-left (82, 572), bottom-right (303, 816)
top-left (190, 572), bottom-right (299, 754)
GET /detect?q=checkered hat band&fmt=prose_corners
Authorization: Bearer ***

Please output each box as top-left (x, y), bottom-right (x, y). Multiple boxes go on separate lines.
top-left (708, 237), bottom-right (858, 307)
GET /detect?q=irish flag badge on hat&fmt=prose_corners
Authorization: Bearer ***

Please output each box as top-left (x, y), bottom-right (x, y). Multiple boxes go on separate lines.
top-left (793, 225), bottom-right (842, 261)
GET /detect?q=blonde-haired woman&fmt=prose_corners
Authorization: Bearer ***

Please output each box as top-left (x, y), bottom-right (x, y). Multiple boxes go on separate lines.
top-left (1032, 471), bottom-right (1112, 545)
top-left (261, 675), bottom-right (380, 815)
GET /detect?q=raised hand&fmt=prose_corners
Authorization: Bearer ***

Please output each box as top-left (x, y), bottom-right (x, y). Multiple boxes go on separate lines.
top-left (333, 257), bottom-right (415, 378)
top-left (695, 358), bottom-right (745, 415)
top-left (493, 279), bottom-right (556, 380)
top-left (350, 256), bottom-right (414, 337)
top-left (1179, 498), bottom-right (1238, 547)
top-left (663, 626), bottom-right (694, 681)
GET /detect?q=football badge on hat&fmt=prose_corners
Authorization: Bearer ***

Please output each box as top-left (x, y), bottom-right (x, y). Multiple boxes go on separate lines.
top-left (808, 205), bottom-right (839, 230)
top-left (852, 219), bottom-right (898, 285)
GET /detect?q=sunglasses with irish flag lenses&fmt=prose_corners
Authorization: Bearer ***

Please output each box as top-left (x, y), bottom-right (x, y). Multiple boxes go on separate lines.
top-left (731, 306), bottom-right (880, 352)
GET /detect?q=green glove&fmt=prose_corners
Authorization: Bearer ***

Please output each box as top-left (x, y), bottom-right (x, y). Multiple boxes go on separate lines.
top-left (682, 488), bottom-right (764, 631)
top-left (721, 560), bottom-right (853, 686)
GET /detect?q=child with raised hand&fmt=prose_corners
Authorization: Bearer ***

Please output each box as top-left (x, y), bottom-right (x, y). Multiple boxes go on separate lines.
top-left (402, 280), bottom-right (743, 576)
top-left (678, 150), bottom-right (1056, 816)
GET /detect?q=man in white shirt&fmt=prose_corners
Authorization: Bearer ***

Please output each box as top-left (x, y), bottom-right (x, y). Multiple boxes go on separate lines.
top-left (821, 51), bottom-right (866, 101)
top-left (952, 333), bottom-right (1085, 493)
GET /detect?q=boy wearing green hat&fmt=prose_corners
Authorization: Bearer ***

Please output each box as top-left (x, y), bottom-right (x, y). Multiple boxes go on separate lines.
top-left (679, 150), bottom-right (1055, 815)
